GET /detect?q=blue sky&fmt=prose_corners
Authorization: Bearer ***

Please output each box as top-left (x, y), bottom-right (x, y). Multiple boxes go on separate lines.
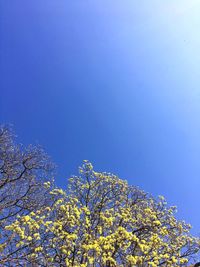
top-left (1, 1), bottom-right (200, 234)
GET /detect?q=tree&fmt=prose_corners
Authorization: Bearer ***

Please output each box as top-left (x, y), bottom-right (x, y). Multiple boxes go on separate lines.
top-left (0, 125), bottom-right (55, 265)
top-left (2, 160), bottom-right (200, 266)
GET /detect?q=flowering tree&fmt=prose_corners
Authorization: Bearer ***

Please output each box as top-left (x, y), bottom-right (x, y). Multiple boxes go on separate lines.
top-left (2, 160), bottom-right (200, 266)
top-left (0, 125), bottom-right (55, 265)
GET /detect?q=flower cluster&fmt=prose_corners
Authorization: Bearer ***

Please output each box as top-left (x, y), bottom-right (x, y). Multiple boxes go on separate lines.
top-left (2, 161), bottom-right (200, 266)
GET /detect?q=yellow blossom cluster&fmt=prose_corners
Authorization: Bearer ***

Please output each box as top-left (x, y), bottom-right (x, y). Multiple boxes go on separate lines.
top-left (2, 161), bottom-right (200, 266)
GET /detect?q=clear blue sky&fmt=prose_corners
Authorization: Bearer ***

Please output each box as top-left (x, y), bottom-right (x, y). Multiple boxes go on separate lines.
top-left (1, 1), bottom-right (200, 234)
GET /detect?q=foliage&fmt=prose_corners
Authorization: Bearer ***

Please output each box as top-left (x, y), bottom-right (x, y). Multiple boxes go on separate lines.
top-left (2, 160), bottom-right (200, 266)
